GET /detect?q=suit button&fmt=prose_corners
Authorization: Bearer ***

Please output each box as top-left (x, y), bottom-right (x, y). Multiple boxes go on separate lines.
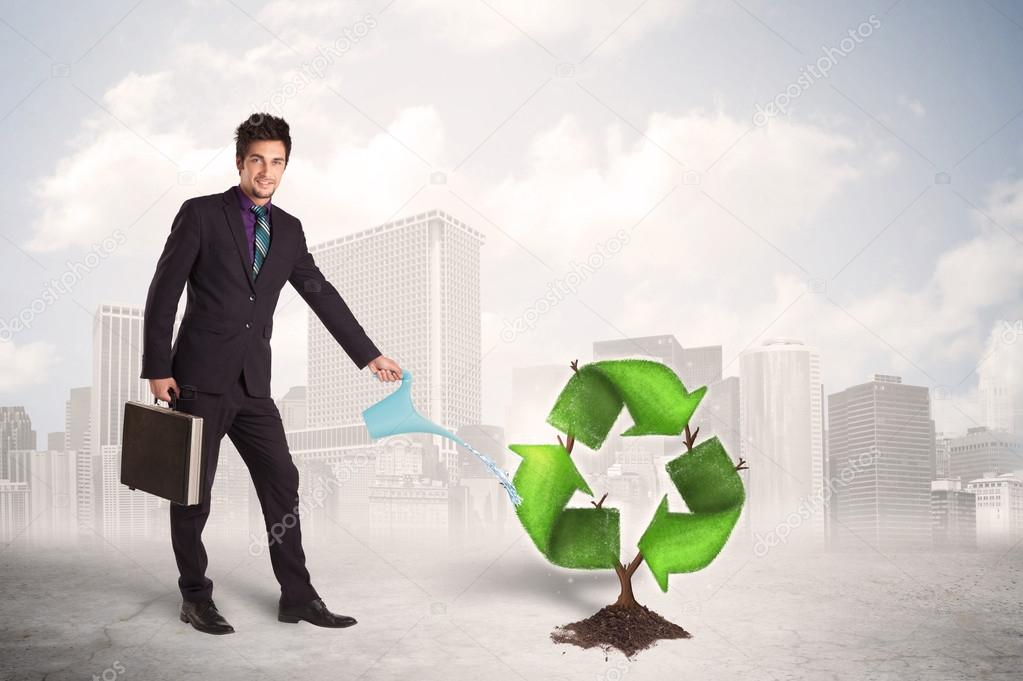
top-left (245, 322), bottom-right (252, 329)
top-left (249, 294), bottom-right (255, 301)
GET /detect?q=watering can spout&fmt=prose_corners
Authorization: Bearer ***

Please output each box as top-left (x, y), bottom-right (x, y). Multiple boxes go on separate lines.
top-left (362, 370), bottom-right (455, 441)
top-left (361, 370), bottom-right (522, 506)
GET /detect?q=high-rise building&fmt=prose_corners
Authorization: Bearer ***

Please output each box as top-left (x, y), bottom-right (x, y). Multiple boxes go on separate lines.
top-left (455, 425), bottom-right (511, 532)
top-left (92, 304), bottom-right (150, 459)
top-left (276, 385), bottom-right (308, 431)
top-left (6, 447), bottom-right (80, 543)
top-left (73, 449), bottom-right (97, 536)
top-left (64, 387), bottom-right (93, 533)
top-left (692, 375), bottom-right (741, 460)
top-left (935, 432), bottom-right (953, 479)
top-left (25, 450), bottom-right (78, 544)
top-left (1, 406), bottom-right (36, 479)
top-left (593, 335), bottom-right (722, 388)
top-left (305, 210), bottom-right (484, 483)
top-left (46, 432), bottom-right (65, 452)
top-left (93, 303), bottom-right (179, 539)
top-left (64, 386), bottom-right (91, 454)
top-left (0, 480), bottom-right (28, 543)
top-left (827, 374), bottom-right (934, 549)
top-left (740, 338), bottom-right (824, 544)
top-left (283, 424), bottom-right (383, 536)
top-left (369, 477), bottom-right (450, 542)
top-left (966, 472), bottom-right (1023, 548)
top-left (100, 445), bottom-right (161, 542)
top-left (930, 478), bottom-right (975, 549)
top-left (591, 336), bottom-right (727, 471)
top-left (978, 327), bottom-right (1022, 434)
top-left (948, 427), bottom-right (1023, 484)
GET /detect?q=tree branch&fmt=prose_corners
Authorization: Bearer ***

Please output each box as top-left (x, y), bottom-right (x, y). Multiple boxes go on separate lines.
top-left (625, 550), bottom-right (644, 577)
top-left (684, 424), bottom-right (700, 452)
top-left (557, 433), bottom-right (575, 454)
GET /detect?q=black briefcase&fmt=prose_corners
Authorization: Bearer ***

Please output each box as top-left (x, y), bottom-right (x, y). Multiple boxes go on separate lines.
top-left (120, 386), bottom-right (205, 505)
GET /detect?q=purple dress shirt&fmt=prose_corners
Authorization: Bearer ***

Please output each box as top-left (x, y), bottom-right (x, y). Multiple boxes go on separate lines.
top-left (234, 184), bottom-right (271, 266)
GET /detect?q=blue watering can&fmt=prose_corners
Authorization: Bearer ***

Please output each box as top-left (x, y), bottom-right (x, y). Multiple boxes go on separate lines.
top-left (361, 370), bottom-right (522, 506)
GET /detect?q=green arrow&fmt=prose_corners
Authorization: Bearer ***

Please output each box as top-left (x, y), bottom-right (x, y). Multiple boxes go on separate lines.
top-left (637, 436), bottom-right (745, 591)
top-left (546, 359), bottom-right (707, 450)
top-left (508, 443), bottom-right (620, 569)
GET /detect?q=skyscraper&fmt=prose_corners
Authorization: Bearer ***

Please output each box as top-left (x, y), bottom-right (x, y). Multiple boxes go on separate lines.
top-left (93, 303), bottom-right (177, 539)
top-left (948, 427), bottom-right (1023, 484)
top-left (305, 210), bottom-right (484, 482)
top-left (593, 335), bottom-right (722, 387)
top-left (91, 304), bottom-right (149, 460)
top-left (101, 444), bottom-right (161, 542)
top-left (46, 432), bottom-right (64, 451)
top-left (591, 336), bottom-right (728, 474)
top-left (276, 385), bottom-right (307, 431)
top-left (0, 406), bottom-right (36, 480)
top-left (935, 432), bottom-right (953, 479)
top-left (827, 374), bottom-right (934, 549)
top-left (26, 449), bottom-right (78, 545)
top-left (64, 386), bottom-right (90, 454)
top-left (740, 338), bottom-right (824, 545)
top-left (966, 472), bottom-right (1023, 548)
top-left (930, 478), bottom-right (976, 549)
top-left (64, 387), bottom-right (93, 535)
top-left (692, 375), bottom-right (740, 461)
top-left (978, 324), bottom-right (1022, 434)
top-left (0, 480), bottom-right (28, 543)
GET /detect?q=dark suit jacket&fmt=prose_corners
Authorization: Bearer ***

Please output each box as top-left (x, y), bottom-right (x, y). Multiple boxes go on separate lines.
top-left (140, 186), bottom-right (380, 396)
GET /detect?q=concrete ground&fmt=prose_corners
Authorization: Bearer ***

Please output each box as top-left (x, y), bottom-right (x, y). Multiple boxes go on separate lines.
top-left (1, 523), bottom-right (1021, 681)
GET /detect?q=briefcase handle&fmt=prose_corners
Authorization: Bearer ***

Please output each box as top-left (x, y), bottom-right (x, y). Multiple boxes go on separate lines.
top-left (153, 386), bottom-right (179, 411)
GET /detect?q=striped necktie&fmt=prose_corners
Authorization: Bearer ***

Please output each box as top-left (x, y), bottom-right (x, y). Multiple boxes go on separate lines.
top-left (250, 203), bottom-right (271, 279)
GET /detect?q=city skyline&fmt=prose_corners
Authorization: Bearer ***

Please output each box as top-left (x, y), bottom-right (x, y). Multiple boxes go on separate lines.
top-left (3, 289), bottom-right (1021, 548)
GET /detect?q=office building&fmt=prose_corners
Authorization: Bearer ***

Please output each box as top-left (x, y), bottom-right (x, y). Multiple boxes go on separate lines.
top-left (740, 338), bottom-right (825, 544)
top-left (828, 374), bottom-right (934, 549)
top-left (305, 210), bottom-right (484, 484)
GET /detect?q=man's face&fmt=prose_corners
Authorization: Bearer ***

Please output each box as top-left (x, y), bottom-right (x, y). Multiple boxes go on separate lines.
top-left (236, 139), bottom-right (287, 203)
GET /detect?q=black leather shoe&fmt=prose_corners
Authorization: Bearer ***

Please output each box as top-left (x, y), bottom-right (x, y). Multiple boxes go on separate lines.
top-left (179, 599), bottom-right (235, 635)
top-left (278, 597), bottom-right (357, 628)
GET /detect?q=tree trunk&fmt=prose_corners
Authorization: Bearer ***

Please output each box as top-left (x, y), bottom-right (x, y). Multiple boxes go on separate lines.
top-left (613, 562), bottom-right (639, 608)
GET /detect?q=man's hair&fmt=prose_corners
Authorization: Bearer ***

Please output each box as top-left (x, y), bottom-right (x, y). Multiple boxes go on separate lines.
top-left (235, 113), bottom-right (292, 164)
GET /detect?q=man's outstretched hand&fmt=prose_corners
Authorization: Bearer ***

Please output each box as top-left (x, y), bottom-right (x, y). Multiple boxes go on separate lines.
top-left (367, 355), bottom-right (402, 382)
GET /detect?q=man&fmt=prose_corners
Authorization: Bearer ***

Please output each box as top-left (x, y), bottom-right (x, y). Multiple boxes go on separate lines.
top-left (140, 112), bottom-right (402, 635)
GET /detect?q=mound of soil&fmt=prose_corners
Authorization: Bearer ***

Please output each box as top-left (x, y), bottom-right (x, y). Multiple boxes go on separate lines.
top-left (550, 603), bottom-right (691, 658)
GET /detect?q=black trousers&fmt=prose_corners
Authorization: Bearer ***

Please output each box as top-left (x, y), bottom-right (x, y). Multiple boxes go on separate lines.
top-left (170, 369), bottom-right (319, 607)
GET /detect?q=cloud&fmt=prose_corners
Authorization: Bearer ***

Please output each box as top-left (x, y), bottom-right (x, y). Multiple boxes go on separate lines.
top-left (403, 0), bottom-right (688, 55)
top-left (0, 340), bottom-right (59, 392)
top-left (464, 100), bottom-right (1020, 440)
top-left (983, 177), bottom-right (1023, 233)
top-left (478, 109), bottom-right (861, 267)
top-left (897, 94), bottom-right (926, 118)
top-left (25, 126), bottom-right (211, 253)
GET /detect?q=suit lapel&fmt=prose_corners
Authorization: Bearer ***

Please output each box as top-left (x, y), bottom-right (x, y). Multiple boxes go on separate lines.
top-left (221, 187), bottom-right (257, 293)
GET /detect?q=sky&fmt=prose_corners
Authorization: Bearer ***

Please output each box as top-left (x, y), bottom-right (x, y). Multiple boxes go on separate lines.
top-left (1, 0), bottom-right (1021, 446)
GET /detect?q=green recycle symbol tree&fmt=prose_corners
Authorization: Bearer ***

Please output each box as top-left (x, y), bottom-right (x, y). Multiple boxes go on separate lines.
top-left (509, 358), bottom-right (747, 613)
